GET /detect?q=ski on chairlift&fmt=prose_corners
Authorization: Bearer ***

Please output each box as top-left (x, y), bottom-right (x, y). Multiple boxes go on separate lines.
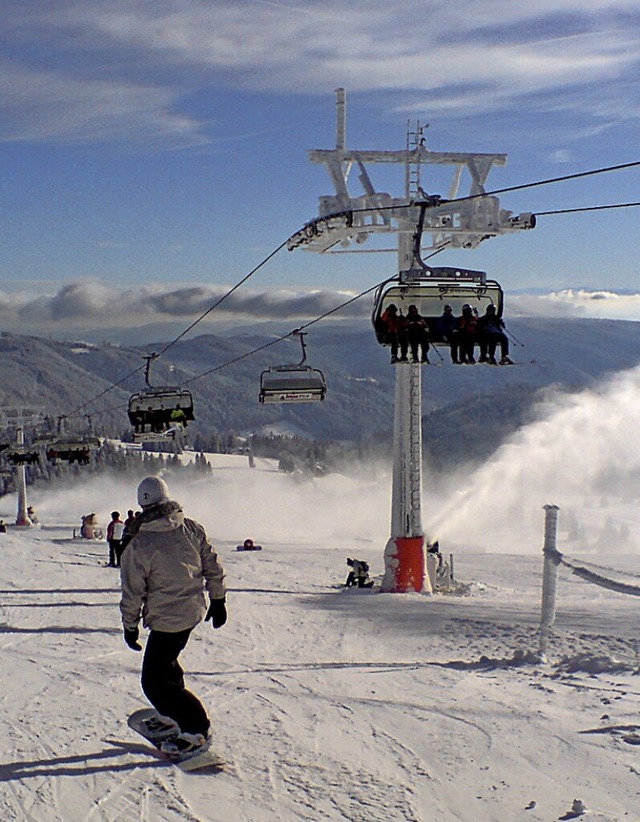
top-left (259, 331), bottom-right (327, 404)
top-left (372, 266), bottom-right (504, 347)
top-left (128, 355), bottom-right (194, 443)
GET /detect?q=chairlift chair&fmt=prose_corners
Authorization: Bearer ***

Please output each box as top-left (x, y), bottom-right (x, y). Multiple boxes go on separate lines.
top-left (46, 436), bottom-right (101, 465)
top-left (259, 367), bottom-right (327, 404)
top-left (128, 388), bottom-right (194, 442)
top-left (6, 445), bottom-right (40, 465)
top-left (258, 332), bottom-right (327, 404)
top-left (40, 417), bottom-right (101, 464)
top-left (372, 266), bottom-right (504, 346)
top-left (128, 354), bottom-right (195, 443)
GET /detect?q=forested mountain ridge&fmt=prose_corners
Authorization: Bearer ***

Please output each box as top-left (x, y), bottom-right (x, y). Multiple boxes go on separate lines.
top-left (1, 316), bottom-right (639, 456)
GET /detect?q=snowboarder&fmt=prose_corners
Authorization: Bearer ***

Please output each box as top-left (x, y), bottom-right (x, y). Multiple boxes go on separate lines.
top-left (119, 476), bottom-right (227, 758)
top-left (345, 557), bottom-right (374, 588)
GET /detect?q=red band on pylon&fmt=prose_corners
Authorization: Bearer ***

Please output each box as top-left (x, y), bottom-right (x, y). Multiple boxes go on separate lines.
top-left (392, 536), bottom-right (426, 592)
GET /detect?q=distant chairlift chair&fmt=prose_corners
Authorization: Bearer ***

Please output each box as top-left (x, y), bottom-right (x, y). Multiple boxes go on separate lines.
top-left (259, 332), bottom-right (327, 404)
top-left (39, 417), bottom-right (101, 465)
top-left (5, 445), bottom-right (40, 466)
top-left (46, 436), bottom-right (100, 465)
top-left (127, 355), bottom-right (195, 443)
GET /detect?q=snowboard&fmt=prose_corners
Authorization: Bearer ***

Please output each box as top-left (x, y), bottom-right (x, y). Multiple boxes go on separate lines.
top-left (128, 708), bottom-right (227, 773)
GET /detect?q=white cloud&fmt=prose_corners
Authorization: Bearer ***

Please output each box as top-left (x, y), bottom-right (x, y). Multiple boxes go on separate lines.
top-left (0, 60), bottom-right (207, 146)
top-left (510, 289), bottom-right (640, 321)
top-left (2, 0), bottom-right (640, 144)
top-left (549, 149), bottom-right (573, 163)
top-left (3, 280), bottom-right (640, 339)
top-left (0, 280), bottom-right (366, 334)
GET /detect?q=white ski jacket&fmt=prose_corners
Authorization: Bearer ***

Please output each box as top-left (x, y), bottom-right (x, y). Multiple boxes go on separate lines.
top-left (119, 503), bottom-right (226, 633)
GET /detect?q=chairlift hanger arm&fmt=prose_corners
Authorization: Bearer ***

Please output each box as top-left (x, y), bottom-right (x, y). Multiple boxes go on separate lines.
top-left (292, 329), bottom-right (308, 366)
top-left (143, 353), bottom-right (159, 388)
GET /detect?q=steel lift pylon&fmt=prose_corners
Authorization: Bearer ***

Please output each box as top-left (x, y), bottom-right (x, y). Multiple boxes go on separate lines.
top-left (288, 89), bottom-right (534, 592)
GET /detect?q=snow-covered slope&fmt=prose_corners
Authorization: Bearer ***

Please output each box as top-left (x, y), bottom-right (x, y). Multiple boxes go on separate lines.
top-left (0, 444), bottom-right (638, 821)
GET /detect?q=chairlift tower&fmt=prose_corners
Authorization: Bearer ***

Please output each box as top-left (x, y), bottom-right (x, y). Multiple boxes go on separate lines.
top-left (288, 89), bottom-right (534, 592)
top-left (0, 408), bottom-right (42, 527)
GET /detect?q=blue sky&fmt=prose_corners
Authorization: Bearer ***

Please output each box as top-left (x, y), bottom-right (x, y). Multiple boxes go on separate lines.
top-left (2, 0), bottom-right (640, 336)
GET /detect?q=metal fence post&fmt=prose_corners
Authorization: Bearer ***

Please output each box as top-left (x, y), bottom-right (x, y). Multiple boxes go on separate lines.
top-left (539, 504), bottom-right (561, 660)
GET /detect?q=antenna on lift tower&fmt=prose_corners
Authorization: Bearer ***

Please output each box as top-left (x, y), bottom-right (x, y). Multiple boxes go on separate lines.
top-left (406, 119), bottom-right (430, 200)
top-left (287, 89), bottom-right (534, 593)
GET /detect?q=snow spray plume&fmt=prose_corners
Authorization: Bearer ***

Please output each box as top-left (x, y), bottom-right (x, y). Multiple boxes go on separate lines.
top-left (427, 365), bottom-right (640, 554)
top-left (17, 460), bottom-right (392, 548)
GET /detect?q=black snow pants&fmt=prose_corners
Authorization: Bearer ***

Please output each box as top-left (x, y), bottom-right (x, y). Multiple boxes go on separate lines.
top-left (107, 539), bottom-right (120, 567)
top-left (141, 628), bottom-right (210, 737)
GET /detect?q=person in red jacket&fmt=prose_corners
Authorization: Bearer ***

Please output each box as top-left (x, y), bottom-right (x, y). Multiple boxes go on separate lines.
top-left (106, 511), bottom-right (124, 568)
top-left (380, 304), bottom-right (409, 363)
top-left (457, 304), bottom-right (480, 364)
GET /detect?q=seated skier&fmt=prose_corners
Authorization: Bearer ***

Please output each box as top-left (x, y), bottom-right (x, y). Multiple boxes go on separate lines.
top-left (345, 557), bottom-right (374, 588)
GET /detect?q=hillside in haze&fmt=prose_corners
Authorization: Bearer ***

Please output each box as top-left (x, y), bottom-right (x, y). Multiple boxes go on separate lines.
top-left (1, 316), bottom-right (639, 463)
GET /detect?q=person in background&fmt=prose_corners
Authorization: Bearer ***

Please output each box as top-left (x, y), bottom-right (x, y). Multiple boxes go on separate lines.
top-left (120, 476), bottom-right (227, 758)
top-left (106, 511), bottom-right (125, 568)
top-left (457, 304), bottom-right (480, 364)
top-left (170, 404), bottom-right (187, 427)
top-left (477, 304), bottom-right (513, 365)
top-left (427, 540), bottom-right (444, 572)
top-left (437, 305), bottom-right (461, 364)
top-left (406, 304), bottom-right (430, 363)
top-left (345, 557), bottom-right (374, 588)
top-left (131, 405), bottom-right (145, 434)
top-left (379, 303), bottom-right (409, 363)
top-left (121, 509), bottom-right (136, 551)
top-left (82, 512), bottom-right (101, 539)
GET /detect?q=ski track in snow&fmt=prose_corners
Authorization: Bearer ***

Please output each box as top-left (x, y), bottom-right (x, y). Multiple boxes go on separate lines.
top-left (0, 493), bottom-right (639, 821)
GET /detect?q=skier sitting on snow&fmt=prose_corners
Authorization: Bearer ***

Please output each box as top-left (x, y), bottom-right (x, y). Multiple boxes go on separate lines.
top-left (345, 557), bottom-right (373, 588)
top-left (119, 476), bottom-right (227, 758)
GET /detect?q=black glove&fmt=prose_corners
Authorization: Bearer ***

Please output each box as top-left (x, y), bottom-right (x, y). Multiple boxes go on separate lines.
top-left (124, 626), bottom-right (142, 651)
top-left (205, 598), bottom-right (227, 629)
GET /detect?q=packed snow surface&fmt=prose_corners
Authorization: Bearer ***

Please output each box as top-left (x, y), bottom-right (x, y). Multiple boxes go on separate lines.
top-left (0, 455), bottom-right (639, 821)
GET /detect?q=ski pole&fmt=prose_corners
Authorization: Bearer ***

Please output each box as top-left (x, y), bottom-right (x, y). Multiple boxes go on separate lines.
top-left (430, 344), bottom-right (444, 363)
top-left (505, 327), bottom-right (525, 347)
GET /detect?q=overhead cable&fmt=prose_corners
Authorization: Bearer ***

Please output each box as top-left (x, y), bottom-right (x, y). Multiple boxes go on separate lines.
top-left (32, 161), bottom-right (640, 424)
top-left (536, 201), bottom-right (640, 216)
